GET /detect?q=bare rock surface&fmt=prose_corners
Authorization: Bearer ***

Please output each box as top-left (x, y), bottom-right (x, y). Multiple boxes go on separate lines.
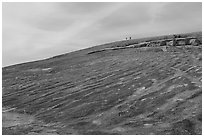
top-left (2, 32), bottom-right (202, 135)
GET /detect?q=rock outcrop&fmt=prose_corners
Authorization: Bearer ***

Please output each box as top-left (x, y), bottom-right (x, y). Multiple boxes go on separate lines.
top-left (88, 37), bottom-right (201, 54)
top-left (189, 39), bottom-right (201, 46)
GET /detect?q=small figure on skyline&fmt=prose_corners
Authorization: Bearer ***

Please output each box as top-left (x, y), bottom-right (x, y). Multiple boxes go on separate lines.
top-left (172, 35), bottom-right (176, 46)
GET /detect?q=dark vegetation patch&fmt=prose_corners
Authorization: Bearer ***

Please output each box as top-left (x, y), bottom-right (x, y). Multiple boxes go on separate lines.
top-left (171, 119), bottom-right (196, 135)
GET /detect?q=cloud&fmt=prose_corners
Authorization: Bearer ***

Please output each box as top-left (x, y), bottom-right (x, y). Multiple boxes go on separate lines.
top-left (157, 2), bottom-right (202, 21)
top-left (57, 2), bottom-right (115, 14)
top-left (152, 2), bottom-right (202, 32)
top-left (99, 3), bottom-right (156, 29)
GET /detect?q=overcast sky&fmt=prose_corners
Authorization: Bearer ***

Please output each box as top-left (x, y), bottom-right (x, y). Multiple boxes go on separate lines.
top-left (2, 2), bottom-right (202, 67)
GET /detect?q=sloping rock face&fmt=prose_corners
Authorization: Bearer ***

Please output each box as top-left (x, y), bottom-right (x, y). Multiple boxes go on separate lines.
top-left (2, 36), bottom-right (202, 135)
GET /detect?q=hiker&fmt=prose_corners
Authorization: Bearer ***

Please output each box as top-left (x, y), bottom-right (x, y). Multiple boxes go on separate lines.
top-left (130, 37), bottom-right (131, 40)
top-left (172, 35), bottom-right (176, 46)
